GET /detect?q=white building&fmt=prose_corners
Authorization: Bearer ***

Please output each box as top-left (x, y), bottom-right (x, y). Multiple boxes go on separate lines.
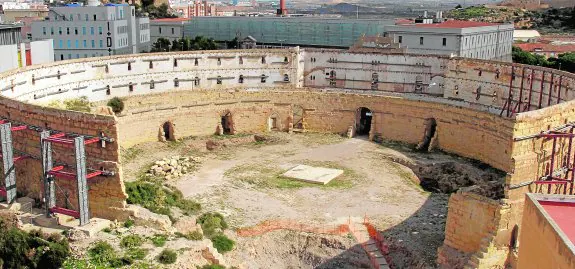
top-left (31, 1), bottom-right (150, 61)
top-left (385, 20), bottom-right (514, 61)
top-left (513, 30), bottom-right (541, 42)
top-left (150, 18), bottom-right (187, 43)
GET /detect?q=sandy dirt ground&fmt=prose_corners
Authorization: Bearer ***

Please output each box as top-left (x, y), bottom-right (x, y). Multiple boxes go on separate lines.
top-left (120, 133), bottom-right (469, 267)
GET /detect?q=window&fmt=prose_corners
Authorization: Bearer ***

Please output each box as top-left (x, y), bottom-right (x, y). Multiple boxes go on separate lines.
top-left (93, 14), bottom-right (97, 21)
top-left (106, 85), bottom-right (110, 95)
top-left (261, 57), bottom-right (266, 64)
top-left (194, 77), bottom-right (200, 86)
top-left (82, 27), bottom-right (86, 35)
top-left (216, 76), bottom-right (222, 85)
top-left (91, 40), bottom-right (95, 48)
top-left (99, 40), bottom-right (103, 48)
top-left (83, 40), bottom-right (87, 47)
top-left (419, 37), bottom-right (424, 45)
top-left (149, 61), bottom-right (153, 69)
top-left (60, 54), bottom-right (64, 60)
top-left (129, 83), bottom-right (134, 92)
top-left (68, 54), bottom-right (71, 59)
top-left (128, 62), bottom-right (131, 70)
top-left (67, 40), bottom-right (71, 48)
top-left (173, 59), bottom-right (178, 67)
top-left (239, 75), bottom-right (244, 83)
top-left (120, 10), bottom-right (123, 19)
top-left (50, 27), bottom-right (54, 35)
top-left (75, 40), bottom-right (79, 48)
top-left (442, 38), bottom-right (447, 46)
top-left (59, 40), bottom-right (63, 48)
top-left (239, 56), bottom-right (243, 64)
top-left (58, 27), bottom-right (62, 35)
top-left (85, 14), bottom-right (88, 21)
top-left (159, 27), bottom-right (162, 34)
top-left (398, 36), bottom-right (402, 43)
top-left (194, 58), bottom-right (198, 66)
top-left (261, 74), bottom-right (266, 83)
top-left (69, 14), bottom-right (73, 21)
top-left (171, 28), bottom-right (174, 34)
top-left (90, 27), bottom-right (94, 35)
top-left (283, 74), bottom-right (289, 82)
top-left (217, 58), bottom-right (221, 65)
top-left (75, 27), bottom-right (78, 35)
top-left (174, 78), bottom-right (179, 87)
top-left (42, 27), bottom-right (46, 35)
top-left (150, 80), bottom-right (155, 89)
top-left (66, 27), bottom-right (70, 35)
top-left (98, 27), bottom-right (103, 34)
top-left (76, 54), bottom-right (80, 58)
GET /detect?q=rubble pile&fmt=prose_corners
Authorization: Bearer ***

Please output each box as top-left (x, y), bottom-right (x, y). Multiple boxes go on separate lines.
top-left (147, 156), bottom-right (201, 180)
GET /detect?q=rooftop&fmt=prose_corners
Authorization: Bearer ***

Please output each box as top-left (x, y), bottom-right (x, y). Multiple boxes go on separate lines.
top-left (539, 200), bottom-right (575, 245)
top-left (151, 18), bottom-right (190, 22)
top-left (397, 20), bottom-right (500, 29)
top-left (516, 43), bottom-right (575, 53)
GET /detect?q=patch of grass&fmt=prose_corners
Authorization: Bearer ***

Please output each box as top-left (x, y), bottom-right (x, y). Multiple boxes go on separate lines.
top-left (120, 234), bottom-right (145, 249)
top-left (102, 227), bottom-right (112, 233)
top-left (200, 264), bottom-right (227, 269)
top-left (121, 147), bottom-right (143, 162)
top-left (124, 247), bottom-right (148, 261)
top-left (124, 219), bottom-right (135, 228)
top-left (88, 241), bottom-right (128, 267)
top-left (125, 181), bottom-right (201, 219)
top-left (157, 249), bottom-right (177, 264)
top-left (211, 234), bottom-right (235, 253)
top-left (226, 161), bottom-right (357, 190)
top-left (47, 96), bottom-right (91, 112)
top-left (197, 213), bottom-right (228, 238)
top-left (150, 234), bottom-right (167, 247)
top-left (210, 133), bottom-right (252, 140)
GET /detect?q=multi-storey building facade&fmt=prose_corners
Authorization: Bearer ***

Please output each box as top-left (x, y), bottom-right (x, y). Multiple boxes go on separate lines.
top-left (31, 3), bottom-right (150, 61)
top-left (0, 24), bottom-right (22, 46)
top-left (150, 18), bottom-right (187, 43)
top-left (385, 20), bottom-right (514, 61)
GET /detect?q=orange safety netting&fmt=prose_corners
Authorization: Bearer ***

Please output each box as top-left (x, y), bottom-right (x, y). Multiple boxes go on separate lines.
top-left (236, 219), bottom-right (351, 237)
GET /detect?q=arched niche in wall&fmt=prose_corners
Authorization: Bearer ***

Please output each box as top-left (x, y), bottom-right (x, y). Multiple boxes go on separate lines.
top-left (268, 112), bottom-right (280, 132)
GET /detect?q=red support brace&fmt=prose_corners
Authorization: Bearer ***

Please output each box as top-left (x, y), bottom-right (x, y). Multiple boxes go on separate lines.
top-left (83, 137), bottom-right (100, 145)
top-left (548, 73), bottom-right (555, 107)
top-left (557, 76), bottom-right (563, 105)
top-left (50, 207), bottom-right (80, 219)
top-left (539, 71), bottom-right (545, 109)
top-left (526, 69), bottom-right (534, 112)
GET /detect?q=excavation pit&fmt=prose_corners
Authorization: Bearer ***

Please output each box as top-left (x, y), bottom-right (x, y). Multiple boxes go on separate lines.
top-left (282, 164), bottom-right (344, 185)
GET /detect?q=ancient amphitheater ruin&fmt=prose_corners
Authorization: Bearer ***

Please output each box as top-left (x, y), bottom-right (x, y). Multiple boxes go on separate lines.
top-left (0, 47), bottom-right (574, 268)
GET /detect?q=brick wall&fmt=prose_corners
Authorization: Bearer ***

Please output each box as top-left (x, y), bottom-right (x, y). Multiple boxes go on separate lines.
top-left (0, 96), bottom-right (129, 220)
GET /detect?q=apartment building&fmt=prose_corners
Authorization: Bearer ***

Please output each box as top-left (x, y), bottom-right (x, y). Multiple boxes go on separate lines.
top-left (31, 2), bottom-right (150, 61)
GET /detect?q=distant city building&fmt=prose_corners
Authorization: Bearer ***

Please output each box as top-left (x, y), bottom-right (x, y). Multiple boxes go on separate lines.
top-left (386, 20), bottom-right (514, 61)
top-left (184, 17), bottom-right (394, 48)
top-left (170, 0), bottom-right (216, 18)
top-left (31, 2), bottom-right (150, 61)
top-left (0, 3), bottom-right (48, 23)
top-left (513, 30), bottom-right (541, 42)
top-left (515, 43), bottom-right (575, 58)
top-left (0, 24), bottom-right (23, 46)
top-left (150, 18), bottom-right (187, 43)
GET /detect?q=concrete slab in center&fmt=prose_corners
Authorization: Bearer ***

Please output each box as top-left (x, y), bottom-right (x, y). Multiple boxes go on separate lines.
top-left (282, 164), bottom-right (343, 185)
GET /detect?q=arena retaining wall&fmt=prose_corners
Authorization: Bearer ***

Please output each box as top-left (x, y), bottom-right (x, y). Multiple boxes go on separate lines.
top-left (0, 48), bottom-right (574, 268)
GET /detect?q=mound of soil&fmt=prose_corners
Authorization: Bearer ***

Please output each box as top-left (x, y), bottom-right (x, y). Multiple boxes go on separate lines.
top-left (228, 231), bottom-right (371, 269)
top-left (415, 162), bottom-right (504, 200)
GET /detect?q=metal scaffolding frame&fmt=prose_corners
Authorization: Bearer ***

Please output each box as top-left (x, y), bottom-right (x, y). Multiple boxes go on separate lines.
top-left (533, 127), bottom-right (575, 195)
top-left (0, 122), bottom-right (28, 204)
top-left (42, 132), bottom-right (103, 226)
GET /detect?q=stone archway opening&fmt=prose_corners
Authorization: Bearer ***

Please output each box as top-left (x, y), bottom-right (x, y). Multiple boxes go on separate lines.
top-left (416, 118), bottom-right (437, 151)
top-left (268, 113), bottom-right (279, 131)
top-left (221, 111), bottom-right (233, 135)
top-left (356, 107), bottom-right (372, 136)
top-left (161, 121), bottom-right (175, 141)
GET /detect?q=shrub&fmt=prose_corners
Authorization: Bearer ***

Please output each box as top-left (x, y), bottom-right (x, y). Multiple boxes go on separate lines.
top-left (124, 219), bottom-right (135, 228)
top-left (201, 265), bottom-right (226, 269)
top-left (0, 223), bottom-right (70, 269)
top-left (150, 234), bottom-right (167, 247)
top-left (124, 247), bottom-right (148, 261)
top-left (185, 231), bottom-right (203, 241)
top-left (102, 227), bottom-right (112, 233)
top-left (198, 213), bottom-right (228, 238)
top-left (107, 97), bottom-right (124, 113)
top-left (157, 249), bottom-right (177, 264)
top-left (88, 241), bottom-right (117, 267)
top-left (64, 96), bottom-right (91, 112)
top-left (120, 234), bottom-right (144, 248)
top-left (126, 180), bottom-right (201, 218)
top-left (211, 234), bottom-right (235, 253)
